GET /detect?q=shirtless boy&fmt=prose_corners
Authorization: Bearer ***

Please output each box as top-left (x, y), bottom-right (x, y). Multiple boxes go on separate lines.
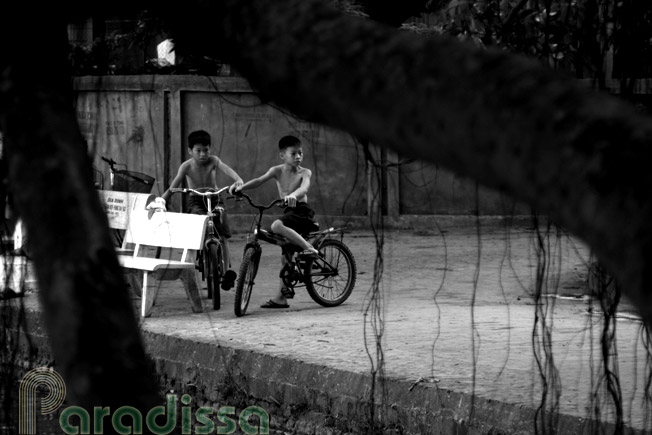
top-left (234, 135), bottom-right (319, 308)
top-left (160, 129), bottom-right (243, 289)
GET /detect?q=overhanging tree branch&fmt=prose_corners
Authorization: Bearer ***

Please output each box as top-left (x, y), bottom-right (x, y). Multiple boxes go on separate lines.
top-left (183, 0), bottom-right (652, 326)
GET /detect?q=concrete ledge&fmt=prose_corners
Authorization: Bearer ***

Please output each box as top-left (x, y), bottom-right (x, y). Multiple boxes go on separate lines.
top-left (4, 302), bottom-right (626, 435)
top-left (142, 331), bottom-right (592, 434)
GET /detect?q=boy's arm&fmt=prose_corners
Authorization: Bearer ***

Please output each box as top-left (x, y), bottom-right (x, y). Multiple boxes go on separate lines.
top-left (235, 167), bottom-right (277, 193)
top-left (285, 169), bottom-right (312, 207)
top-left (161, 164), bottom-right (187, 203)
top-left (216, 158), bottom-right (244, 192)
top-left (217, 158), bottom-right (243, 184)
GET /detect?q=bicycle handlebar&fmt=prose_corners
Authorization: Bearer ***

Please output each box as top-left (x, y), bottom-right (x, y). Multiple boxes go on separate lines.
top-left (170, 186), bottom-right (230, 196)
top-left (235, 191), bottom-right (285, 211)
top-left (101, 156), bottom-right (126, 171)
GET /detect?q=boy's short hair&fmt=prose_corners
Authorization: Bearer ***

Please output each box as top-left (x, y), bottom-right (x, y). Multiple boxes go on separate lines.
top-left (278, 135), bottom-right (301, 151)
top-left (188, 130), bottom-right (211, 149)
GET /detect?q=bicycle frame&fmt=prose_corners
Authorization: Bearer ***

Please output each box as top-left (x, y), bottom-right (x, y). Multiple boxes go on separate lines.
top-left (238, 193), bottom-right (344, 289)
top-left (202, 191), bottom-right (226, 252)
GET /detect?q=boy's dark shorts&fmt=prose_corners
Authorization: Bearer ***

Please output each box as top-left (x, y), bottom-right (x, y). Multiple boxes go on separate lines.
top-left (279, 202), bottom-right (317, 235)
top-left (188, 195), bottom-right (232, 239)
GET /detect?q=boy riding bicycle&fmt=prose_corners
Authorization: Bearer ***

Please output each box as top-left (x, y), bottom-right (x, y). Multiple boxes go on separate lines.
top-left (159, 129), bottom-right (243, 289)
top-left (234, 135), bottom-right (319, 308)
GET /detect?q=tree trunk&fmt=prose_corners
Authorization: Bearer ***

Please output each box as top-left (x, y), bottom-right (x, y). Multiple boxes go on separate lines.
top-left (0, 13), bottom-right (161, 426)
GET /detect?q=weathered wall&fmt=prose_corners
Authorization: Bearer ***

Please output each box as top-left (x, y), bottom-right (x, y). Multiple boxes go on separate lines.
top-left (398, 159), bottom-right (528, 215)
top-left (75, 77), bottom-right (166, 195)
top-left (74, 75), bottom-right (530, 229)
top-left (179, 88), bottom-right (369, 219)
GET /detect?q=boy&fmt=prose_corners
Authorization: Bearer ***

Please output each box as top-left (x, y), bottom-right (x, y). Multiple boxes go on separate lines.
top-left (234, 135), bottom-right (319, 309)
top-left (160, 129), bottom-right (243, 289)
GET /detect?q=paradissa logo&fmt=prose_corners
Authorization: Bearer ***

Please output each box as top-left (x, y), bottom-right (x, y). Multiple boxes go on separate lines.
top-left (59, 395), bottom-right (269, 435)
top-left (19, 367), bottom-right (270, 435)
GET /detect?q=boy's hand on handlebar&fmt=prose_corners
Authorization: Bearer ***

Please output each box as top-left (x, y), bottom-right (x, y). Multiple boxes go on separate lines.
top-left (147, 197), bottom-right (167, 212)
top-left (229, 181), bottom-right (242, 194)
top-left (284, 195), bottom-right (297, 207)
top-left (229, 181), bottom-right (244, 195)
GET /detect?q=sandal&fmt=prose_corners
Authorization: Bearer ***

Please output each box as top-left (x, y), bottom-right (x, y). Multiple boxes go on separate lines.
top-left (221, 270), bottom-right (237, 290)
top-left (260, 299), bottom-right (289, 309)
top-left (298, 249), bottom-right (320, 258)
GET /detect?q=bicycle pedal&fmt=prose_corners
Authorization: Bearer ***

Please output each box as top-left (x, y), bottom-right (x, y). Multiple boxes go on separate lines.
top-left (281, 286), bottom-right (295, 299)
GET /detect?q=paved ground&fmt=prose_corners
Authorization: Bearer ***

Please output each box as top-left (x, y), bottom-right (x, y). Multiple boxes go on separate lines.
top-left (8, 221), bottom-right (652, 434)
top-left (133, 222), bottom-right (649, 433)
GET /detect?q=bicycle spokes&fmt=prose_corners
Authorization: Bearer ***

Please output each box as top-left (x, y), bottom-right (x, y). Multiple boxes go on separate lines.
top-left (305, 239), bottom-right (356, 307)
top-left (311, 255), bottom-right (338, 277)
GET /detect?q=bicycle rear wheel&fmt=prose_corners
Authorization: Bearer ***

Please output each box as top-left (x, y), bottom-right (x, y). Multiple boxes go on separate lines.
top-left (234, 247), bottom-right (260, 317)
top-left (305, 239), bottom-right (357, 307)
top-left (206, 243), bottom-right (222, 310)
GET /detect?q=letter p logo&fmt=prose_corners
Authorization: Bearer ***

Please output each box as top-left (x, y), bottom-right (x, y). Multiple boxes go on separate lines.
top-left (19, 367), bottom-right (66, 434)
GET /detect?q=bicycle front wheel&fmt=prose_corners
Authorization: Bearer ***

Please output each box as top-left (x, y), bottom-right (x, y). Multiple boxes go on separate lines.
top-left (305, 239), bottom-right (357, 307)
top-left (206, 243), bottom-right (222, 310)
top-left (199, 250), bottom-right (211, 299)
top-left (234, 247), bottom-right (260, 317)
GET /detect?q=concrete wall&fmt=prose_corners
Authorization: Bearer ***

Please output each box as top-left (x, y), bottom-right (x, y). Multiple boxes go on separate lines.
top-left (74, 75), bottom-right (530, 229)
top-left (398, 159), bottom-right (528, 215)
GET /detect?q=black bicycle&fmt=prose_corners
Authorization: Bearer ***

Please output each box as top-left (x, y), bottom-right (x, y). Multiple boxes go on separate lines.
top-left (169, 186), bottom-right (232, 310)
top-left (233, 192), bottom-right (357, 317)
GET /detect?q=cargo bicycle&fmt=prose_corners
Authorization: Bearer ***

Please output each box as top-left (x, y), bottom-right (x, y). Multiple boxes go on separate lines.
top-left (100, 156), bottom-right (155, 193)
top-left (98, 156), bottom-right (156, 248)
top-left (233, 192), bottom-right (357, 317)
